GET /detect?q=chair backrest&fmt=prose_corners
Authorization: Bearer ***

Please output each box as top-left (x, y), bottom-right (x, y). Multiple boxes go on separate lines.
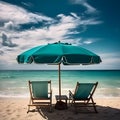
top-left (74, 82), bottom-right (98, 100)
top-left (29, 81), bottom-right (50, 98)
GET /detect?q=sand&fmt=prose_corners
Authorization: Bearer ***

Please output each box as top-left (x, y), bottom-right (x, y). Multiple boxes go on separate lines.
top-left (0, 97), bottom-right (120, 120)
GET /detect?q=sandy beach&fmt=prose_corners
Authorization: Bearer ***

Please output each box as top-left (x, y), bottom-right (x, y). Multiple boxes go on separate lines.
top-left (0, 97), bottom-right (120, 120)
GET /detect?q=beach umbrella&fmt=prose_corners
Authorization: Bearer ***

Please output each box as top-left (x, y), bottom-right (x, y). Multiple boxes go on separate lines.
top-left (17, 41), bottom-right (102, 99)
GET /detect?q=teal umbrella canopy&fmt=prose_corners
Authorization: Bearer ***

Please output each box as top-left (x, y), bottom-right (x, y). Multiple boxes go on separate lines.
top-left (17, 42), bottom-right (102, 65)
top-left (17, 42), bottom-right (102, 98)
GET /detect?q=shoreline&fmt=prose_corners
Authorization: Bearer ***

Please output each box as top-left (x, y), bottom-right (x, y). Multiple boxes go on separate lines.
top-left (0, 97), bottom-right (120, 120)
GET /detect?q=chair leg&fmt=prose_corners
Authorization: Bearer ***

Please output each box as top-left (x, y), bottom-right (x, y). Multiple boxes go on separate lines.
top-left (73, 101), bottom-right (78, 114)
top-left (91, 97), bottom-right (98, 113)
top-left (49, 104), bottom-right (52, 112)
top-left (27, 106), bottom-right (30, 113)
top-left (49, 97), bottom-right (52, 112)
top-left (27, 99), bottom-right (32, 113)
top-left (69, 99), bottom-right (73, 106)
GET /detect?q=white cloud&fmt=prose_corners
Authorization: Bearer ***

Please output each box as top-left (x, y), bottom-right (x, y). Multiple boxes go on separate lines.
top-left (83, 38), bottom-right (99, 45)
top-left (83, 40), bottom-right (92, 44)
top-left (70, 0), bottom-right (98, 14)
top-left (4, 21), bottom-right (15, 30)
top-left (0, 1), bottom-right (53, 25)
top-left (98, 53), bottom-right (120, 69)
top-left (0, 1), bottom-right (102, 47)
top-left (70, 12), bottom-right (80, 19)
top-left (21, 2), bottom-right (33, 7)
top-left (79, 18), bottom-right (102, 25)
top-left (101, 53), bottom-right (120, 64)
top-left (8, 13), bottom-right (101, 48)
top-left (83, 2), bottom-right (97, 14)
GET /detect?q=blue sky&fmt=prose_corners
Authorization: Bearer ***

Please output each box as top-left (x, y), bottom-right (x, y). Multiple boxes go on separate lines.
top-left (0, 0), bottom-right (120, 70)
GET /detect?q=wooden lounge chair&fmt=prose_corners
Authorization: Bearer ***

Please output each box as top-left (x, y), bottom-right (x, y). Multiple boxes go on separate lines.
top-left (27, 80), bottom-right (52, 113)
top-left (69, 82), bottom-right (98, 113)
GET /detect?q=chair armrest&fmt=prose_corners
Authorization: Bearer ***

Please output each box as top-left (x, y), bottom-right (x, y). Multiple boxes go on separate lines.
top-left (69, 90), bottom-right (74, 100)
top-left (48, 89), bottom-right (52, 98)
top-left (50, 89), bottom-right (52, 96)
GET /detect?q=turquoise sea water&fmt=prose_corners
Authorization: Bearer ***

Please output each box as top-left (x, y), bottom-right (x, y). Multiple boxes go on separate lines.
top-left (0, 70), bottom-right (120, 98)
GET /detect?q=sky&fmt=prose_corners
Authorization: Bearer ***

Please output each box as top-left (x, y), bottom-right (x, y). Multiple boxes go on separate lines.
top-left (0, 0), bottom-right (120, 70)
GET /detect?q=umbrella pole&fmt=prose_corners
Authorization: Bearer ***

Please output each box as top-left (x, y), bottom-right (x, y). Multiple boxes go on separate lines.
top-left (58, 63), bottom-right (61, 100)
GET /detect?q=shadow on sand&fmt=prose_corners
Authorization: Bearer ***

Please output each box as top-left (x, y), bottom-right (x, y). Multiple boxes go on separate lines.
top-left (29, 104), bottom-right (120, 120)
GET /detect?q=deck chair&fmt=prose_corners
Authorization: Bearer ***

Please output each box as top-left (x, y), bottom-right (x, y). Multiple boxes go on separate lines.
top-left (27, 80), bottom-right (52, 113)
top-left (69, 82), bottom-right (98, 113)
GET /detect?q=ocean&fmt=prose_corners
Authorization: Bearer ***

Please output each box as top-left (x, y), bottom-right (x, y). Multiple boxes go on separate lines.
top-left (0, 70), bottom-right (120, 98)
